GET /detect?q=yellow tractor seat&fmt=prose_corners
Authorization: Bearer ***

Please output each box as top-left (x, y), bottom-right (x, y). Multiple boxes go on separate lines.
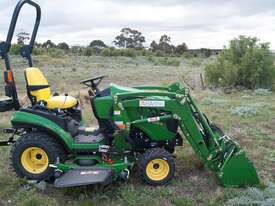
top-left (45, 96), bottom-right (77, 110)
top-left (24, 67), bottom-right (78, 110)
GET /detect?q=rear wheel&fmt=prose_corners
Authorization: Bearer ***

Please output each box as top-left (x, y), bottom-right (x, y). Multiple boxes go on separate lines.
top-left (10, 132), bottom-right (67, 181)
top-left (137, 148), bottom-right (175, 186)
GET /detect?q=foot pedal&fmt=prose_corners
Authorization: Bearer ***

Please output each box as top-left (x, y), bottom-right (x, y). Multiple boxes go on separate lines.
top-left (54, 167), bottom-right (113, 188)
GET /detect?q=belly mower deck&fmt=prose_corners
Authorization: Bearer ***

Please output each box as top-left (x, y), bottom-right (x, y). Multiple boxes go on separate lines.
top-left (54, 167), bottom-right (113, 188)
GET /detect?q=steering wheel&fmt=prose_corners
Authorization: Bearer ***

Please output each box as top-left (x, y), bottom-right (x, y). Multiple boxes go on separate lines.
top-left (80, 75), bottom-right (106, 90)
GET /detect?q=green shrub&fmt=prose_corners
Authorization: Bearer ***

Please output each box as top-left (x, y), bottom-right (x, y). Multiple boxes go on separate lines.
top-left (141, 49), bottom-right (154, 56)
top-left (205, 36), bottom-right (275, 89)
top-left (230, 105), bottom-right (258, 117)
top-left (100, 48), bottom-right (138, 57)
top-left (100, 48), bottom-right (119, 56)
top-left (32, 48), bottom-right (46, 55)
top-left (182, 52), bottom-right (194, 59)
top-left (10, 44), bottom-right (47, 55)
top-left (100, 48), bottom-right (111, 56)
top-left (83, 47), bottom-right (93, 56)
top-left (112, 48), bottom-right (122, 56)
top-left (230, 102), bottom-right (267, 117)
top-left (83, 47), bottom-right (102, 56)
top-left (146, 55), bottom-right (154, 63)
top-left (120, 48), bottom-right (136, 57)
top-left (159, 57), bottom-right (180, 66)
top-left (155, 50), bottom-right (166, 57)
top-left (197, 48), bottom-right (212, 58)
top-left (146, 56), bottom-right (180, 66)
top-left (47, 48), bottom-right (65, 58)
top-left (254, 88), bottom-right (272, 96)
top-left (10, 44), bottom-right (22, 55)
top-left (190, 58), bottom-right (202, 67)
top-left (71, 46), bottom-right (84, 55)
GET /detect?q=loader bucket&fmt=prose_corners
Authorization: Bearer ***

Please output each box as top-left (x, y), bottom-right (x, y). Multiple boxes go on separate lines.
top-left (217, 147), bottom-right (259, 187)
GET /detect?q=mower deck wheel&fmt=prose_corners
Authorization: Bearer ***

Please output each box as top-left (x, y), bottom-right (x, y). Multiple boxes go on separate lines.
top-left (137, 148), bottom-right (175, 186)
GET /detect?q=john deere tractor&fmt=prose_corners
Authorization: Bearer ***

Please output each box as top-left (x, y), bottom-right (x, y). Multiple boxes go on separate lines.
top-left (0, 0), bottom-right (259, 188)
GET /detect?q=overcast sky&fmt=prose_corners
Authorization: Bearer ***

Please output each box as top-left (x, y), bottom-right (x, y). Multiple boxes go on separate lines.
top-left (1, 0), bottom-right (275, 49)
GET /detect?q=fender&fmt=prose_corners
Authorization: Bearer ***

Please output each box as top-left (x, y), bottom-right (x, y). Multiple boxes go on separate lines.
top-left (11, 111), bottom-right (74, 151)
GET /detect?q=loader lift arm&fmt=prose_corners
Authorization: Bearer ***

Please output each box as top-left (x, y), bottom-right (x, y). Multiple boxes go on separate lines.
top-left (114, 82), bottom-right (259, 187)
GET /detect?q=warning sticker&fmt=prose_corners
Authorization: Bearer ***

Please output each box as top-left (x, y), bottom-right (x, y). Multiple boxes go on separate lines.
top-left (80, 171), bottom-right (99, 175)
top-left (148, 117), bottom-right (160, 122)
top-left (114, 110), bottom-right (121, 115)
top-left (139, 100), bottom-right (165, 108)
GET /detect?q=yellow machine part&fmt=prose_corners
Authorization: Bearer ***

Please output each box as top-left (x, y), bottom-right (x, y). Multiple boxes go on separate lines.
top-left (25, 67), bottom-right (77, 109)
top-left (46, 96), bottom-right (78, 109)
top-left (21, 147), bottom-right (49, 174)
top-left (25, 67), bottom-right (51, 100)
top-left (146, 159), bottom-right (170, 181)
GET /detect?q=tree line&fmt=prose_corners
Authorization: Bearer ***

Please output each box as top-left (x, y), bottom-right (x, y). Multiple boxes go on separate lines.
top-left (7, 28), bottom-right (217, 58)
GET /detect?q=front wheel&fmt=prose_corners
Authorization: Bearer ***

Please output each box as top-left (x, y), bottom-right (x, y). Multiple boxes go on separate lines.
top-left (137, 148), bottom-right (175, 186)
top-left (10, 132), bottom-right (67, 181)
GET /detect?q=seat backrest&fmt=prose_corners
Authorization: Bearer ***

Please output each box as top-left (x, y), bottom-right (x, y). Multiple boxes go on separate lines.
top-left (24, 67), bottom-right (51, 103)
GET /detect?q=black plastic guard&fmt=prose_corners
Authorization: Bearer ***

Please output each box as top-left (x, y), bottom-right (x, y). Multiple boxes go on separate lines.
top-left (0, 99), bottom-right (15, 112)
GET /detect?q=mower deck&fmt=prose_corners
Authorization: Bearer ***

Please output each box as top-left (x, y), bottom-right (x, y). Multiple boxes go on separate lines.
top-left (54, 167), bottom-right (113, 187)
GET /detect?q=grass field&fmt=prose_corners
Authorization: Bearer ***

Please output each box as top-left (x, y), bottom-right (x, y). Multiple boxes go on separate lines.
top-left (0, 55), bottom-right (274, 206)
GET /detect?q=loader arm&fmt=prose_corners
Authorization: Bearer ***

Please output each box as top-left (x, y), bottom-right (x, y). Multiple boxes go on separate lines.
top-left (179, 93), bottom-right (259, 186)
top-left (133, 86), bottom-right (169, 91)
top-left (114, 82), bottom-right (259, 187)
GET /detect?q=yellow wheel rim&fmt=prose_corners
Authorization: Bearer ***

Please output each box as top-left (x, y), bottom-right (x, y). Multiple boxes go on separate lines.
top-left (21, 147), bottom-right (49, 174)
top-left (146, 158), bottom-right (170, 181)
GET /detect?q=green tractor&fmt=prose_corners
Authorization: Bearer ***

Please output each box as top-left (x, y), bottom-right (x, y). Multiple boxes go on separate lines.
top-left (0, 0), bottom-right (259, 188)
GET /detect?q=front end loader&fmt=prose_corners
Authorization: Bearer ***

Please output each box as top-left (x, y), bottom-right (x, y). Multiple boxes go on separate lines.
top-left (109, 82), bottom-right (259, 187)
top-left (0, 0), bottom-right (259, 188)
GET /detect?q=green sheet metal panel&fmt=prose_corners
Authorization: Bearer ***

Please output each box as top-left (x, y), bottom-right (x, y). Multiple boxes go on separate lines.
top-left (11, 111), bottom-right (74, 150)
top-left (94, 96), bottom-right (113, 119)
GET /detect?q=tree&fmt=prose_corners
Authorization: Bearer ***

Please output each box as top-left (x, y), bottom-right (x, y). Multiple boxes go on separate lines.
top-left (89, 40), bottom-right (107, 49)
top-left (159, 35), bottom-right (174, 54)
top-left (34, 42), bottom-right (42, 48)
top-left (205, 35), bottom-right (275, 89)
top-left (150, 34), bottom-right (175, 55)
top-left (200, 48), bottom-right (211, 57)
top-left (57, 42), bottom-right (69, 50)
top-left (175, 43), bottom-right (188, 55)
top-left (16, 31), bottom-right (30, 44)
top-left (71, 46), bottom-right (84, 55)
top-left (114, 28), bottom-right (145, 49)
top-left (42, 40), bottom-right (56, 49)
top-left (150, 40), bottom-right (159, 52)
top-left (159, 35), bottom-right (171, 44)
